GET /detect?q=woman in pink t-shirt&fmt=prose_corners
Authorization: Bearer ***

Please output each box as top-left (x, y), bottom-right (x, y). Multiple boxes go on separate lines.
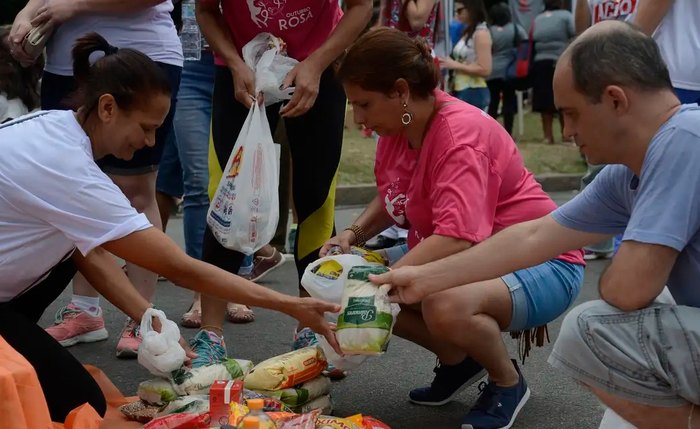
top-left (325, 28), bottom-right (585, 429)
top-left (193, 0), bottom-right (372, 376)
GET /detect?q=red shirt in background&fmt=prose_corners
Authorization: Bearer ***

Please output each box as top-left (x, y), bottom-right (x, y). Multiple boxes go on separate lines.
top-left (375, 89), bottom-right (584, 266)
top-left (216, 0), bottom-right (343, 65)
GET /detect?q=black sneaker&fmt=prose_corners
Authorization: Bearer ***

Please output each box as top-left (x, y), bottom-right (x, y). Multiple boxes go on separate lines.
top-left (409, 357), bottom-right (487, 406)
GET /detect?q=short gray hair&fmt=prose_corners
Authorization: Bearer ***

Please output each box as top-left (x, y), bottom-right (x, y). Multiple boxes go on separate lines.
top-left (565, 22), bottom-right (673, 103)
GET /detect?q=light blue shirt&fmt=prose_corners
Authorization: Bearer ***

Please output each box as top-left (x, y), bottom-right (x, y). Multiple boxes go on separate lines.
top-left (552, 104), bottom-right (700, 307)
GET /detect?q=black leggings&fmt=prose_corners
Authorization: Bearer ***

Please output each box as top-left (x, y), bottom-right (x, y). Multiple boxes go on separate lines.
top-left (0, 256), bottom-right (107, 422)
top-left (205, 66), bottom-right (346, 284)
top-left (487, 78), bottom-right (517, 135)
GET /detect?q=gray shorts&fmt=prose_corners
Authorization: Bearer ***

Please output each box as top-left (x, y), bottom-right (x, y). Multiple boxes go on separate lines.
top-left (548, 300), bottom-right (700, 407)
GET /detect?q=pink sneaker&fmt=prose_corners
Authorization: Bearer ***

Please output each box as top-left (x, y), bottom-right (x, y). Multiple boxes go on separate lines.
top-left (116, 318), bottom-right (142, 359)
top-left (46, 304), bottom-right (109, 347)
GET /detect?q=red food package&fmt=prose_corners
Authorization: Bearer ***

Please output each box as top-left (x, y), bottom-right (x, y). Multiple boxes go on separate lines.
top-left (362, 416), bottom-right (391, 429)
top-left (210, 379), bottom-right (244, 427)
top-left (277, 410), bottom-right (320, 429)
top-left (143, 412), bottom-right (210, 429)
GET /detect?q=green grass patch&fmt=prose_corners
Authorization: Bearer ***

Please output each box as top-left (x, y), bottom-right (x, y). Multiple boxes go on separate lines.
top-left (338, 110), bottom-right (586, 185)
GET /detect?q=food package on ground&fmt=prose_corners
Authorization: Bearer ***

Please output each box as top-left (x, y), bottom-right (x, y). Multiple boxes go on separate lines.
top-left (244, 347), bottom-right (326, 391)
top-left (138, 378), bottom-right (178, 405)
top-left (253, 375), bottom-right (331, 407)
top-left (336, 266), bottom-right (400, 355)
top-left (290, 394), bottom-right (332, 415)
top-left (143, 412), bottom-right (210, 429)
top-left (316, 416), bottom-right (362, 429)
top-left (276, 409), bottom-right (320, 429)
top-left (171, 358), bottom-right (249, 395)
top-left (243, 389), bottom-right (294, 412)
top-left (119, 399), bottom-right (162, 423)
top-left (210, 379), bottom-right (244, 427)
top-left (229, 402), bottom-right (251, 426)
top-left (346, 414), bottom-right (392, 429)
top-left (156, 395), bottom-right (209, 417)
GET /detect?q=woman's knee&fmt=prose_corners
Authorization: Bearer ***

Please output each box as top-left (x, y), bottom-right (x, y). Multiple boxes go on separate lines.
top-left (422, 292), bottom-right (475, 338)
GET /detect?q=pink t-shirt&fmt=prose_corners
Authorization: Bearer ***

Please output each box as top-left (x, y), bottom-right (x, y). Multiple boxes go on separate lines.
top-left (375, 90), bottom-right (584, 266)
top-left (216, 0), bottom-right (343, 65)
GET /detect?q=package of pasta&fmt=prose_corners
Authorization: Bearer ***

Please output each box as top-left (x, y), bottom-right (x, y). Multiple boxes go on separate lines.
top-left (253, 375), bottom-right (331, 407)
top-left (336, 266), bottom-right (400, 355)
top-left (244, 347), bottom-right (326, 391)
top-left (316, 416), bottom-right (362, 429)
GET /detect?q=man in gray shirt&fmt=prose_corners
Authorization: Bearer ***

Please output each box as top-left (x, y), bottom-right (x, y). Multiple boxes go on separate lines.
top-left (373, 21), bottom-right (700, 429)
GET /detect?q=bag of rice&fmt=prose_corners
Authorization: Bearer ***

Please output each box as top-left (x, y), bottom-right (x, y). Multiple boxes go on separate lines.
top-left (253, 375), bottom-right (331, 407)
top-left (244, 347), bottom-right (326, 391)
top-left (336, 266), bottom-right (400, 355)
top-left (291, 394), bottom-right (332, 415)
top-left (170, 359), bottom-right (253, 395)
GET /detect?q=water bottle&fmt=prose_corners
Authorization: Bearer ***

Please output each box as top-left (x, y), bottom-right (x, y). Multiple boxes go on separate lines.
top-left (180, 0), bottom-right (201, 61)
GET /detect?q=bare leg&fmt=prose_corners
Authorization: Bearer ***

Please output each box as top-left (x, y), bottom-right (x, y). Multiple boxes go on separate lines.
top-left (109, 172), bottom-right (161, 302)
top-left (422, 278), bottom-right (519, 387)
top-left (541, 113), bottom-right (554, 144)
top-left (393, 305), bottom-right (467, 365)
top-left (589, 385), bottom-right (699, 429)
top-left (156, 191), bottom-right (176, 232)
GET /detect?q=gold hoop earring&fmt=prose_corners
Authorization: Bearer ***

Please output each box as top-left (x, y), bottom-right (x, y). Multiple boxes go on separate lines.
top-left (401, 101), bottom-right (413, 125)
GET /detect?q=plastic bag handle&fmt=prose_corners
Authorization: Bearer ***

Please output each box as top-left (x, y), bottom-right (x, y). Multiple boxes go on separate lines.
top-left (139, 308), bottom-right (167, 335)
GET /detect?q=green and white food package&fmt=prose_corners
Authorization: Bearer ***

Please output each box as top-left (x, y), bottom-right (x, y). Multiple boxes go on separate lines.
top-left (291, 394), bottom-right (333, 415)
top-left (170, 358), bottom-right (253, 395)
top-left (336, 265), bottom-right (400, 355)
top-left (137, 378), bottom-right (178, 405)
top-left (253, 375), bottom-right (331, 407)
top-left (155, 394), bottom-right (209, 417)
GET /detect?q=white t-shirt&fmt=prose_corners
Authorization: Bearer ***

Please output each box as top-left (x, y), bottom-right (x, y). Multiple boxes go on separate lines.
top-left (587, 0), bottom-right (638, 24)
top-left (652, 0), bottom-right (700, 90)
top-left (0, 110), bottom-right (152, 302)
top-left (46, 1), bottom-right (183, 76)
top-left (0, 94), bottom-right (29, 124)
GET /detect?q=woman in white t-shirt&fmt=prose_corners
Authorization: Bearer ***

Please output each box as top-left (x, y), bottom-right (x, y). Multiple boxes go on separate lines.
top-left (9, 0), bottom-right (183, 358)
top-left (439, 0), bottom-right (492, 110)
top-left (0, 33), bottom-right (338, 424)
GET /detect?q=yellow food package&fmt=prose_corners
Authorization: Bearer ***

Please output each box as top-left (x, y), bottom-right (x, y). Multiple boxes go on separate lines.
top-left (316, 416), bottom-right (362, 429)
top-left (229, 402), bottom-right (250, 426)
top-left (243, 347), bottom-right (327, 391)
top-left (349, 247), bottom-right (386, 265)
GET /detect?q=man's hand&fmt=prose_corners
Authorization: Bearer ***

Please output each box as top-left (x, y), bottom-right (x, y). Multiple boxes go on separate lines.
top-left (279, 58), bottom-right (323, 118)
top-left (9, 16), bottom-right (35, 66)
top-left (319, 230), bottom-right (356, 257)
top-left (31, 0), bottom-right (78, 28)
top-left (230, 63), bottom-right (257, 109)
top-left (290, 298), bottom-right (342, 354)
top-left (369, 265), bottom-right (430, 305)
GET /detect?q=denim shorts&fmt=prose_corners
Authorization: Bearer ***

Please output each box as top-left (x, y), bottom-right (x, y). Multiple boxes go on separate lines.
top-left (454, 87), bottom-right (491, 111)
top-left (502, 259), bottom-right (584, 332)
top-left (549, 299), bottom-right (700, 407)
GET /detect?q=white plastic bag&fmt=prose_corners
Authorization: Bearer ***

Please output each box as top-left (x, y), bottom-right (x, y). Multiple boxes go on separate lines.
top-left (242, 33), bottom-right (297, 106)
top-left (599, 408), bottom-right (637, 429)
top-left (138, 308), bottom-right (186, 377)
top-left (301, 254), bottom-right (370, 306)
top-left (207, 101), bottom-right (281, 253)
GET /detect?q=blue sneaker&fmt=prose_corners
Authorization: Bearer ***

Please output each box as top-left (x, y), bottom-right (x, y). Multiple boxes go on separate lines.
top-left (461, 360), bottom-right (530, 429)
top-left (189, 329), bottom-right (227, 368)
top-left (409, 357), bottom-right (487, 406)
top-left (293, 327), bottom-right (346, 380)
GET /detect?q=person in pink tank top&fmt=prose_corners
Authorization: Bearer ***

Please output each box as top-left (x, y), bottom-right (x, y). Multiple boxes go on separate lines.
top-left (324, 28), bottom-right (585, 429)
top-left (192, 0), bottom-right (372, 378)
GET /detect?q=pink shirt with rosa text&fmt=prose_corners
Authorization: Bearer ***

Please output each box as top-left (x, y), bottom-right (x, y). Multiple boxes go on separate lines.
top-left (375, 90), bottom-right (584, 265)
top-left (217, 0), bottom-right (342, 65)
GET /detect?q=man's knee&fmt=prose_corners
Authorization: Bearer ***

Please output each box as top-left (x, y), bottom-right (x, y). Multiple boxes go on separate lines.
top-left (553, 300), bottom-right (608, 352)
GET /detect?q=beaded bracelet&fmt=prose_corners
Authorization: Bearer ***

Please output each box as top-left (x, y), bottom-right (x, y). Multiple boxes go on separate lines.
top-left (344, 224), bottom-right (369, 246)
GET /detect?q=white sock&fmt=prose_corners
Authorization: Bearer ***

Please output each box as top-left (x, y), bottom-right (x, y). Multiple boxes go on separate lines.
top-left (71, 295), bottom-right (102, 317)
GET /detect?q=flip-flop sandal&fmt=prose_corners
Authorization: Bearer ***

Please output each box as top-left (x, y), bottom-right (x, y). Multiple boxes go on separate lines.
top-left (226, 303), bottom-right (255, 324)
top-left (181, 303), bottom-right (202, 328)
